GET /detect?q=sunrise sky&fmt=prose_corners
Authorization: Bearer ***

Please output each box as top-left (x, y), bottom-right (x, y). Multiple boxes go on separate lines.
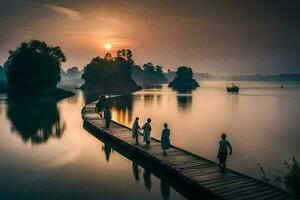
top-left (1, 0), bottom-right (300, 75)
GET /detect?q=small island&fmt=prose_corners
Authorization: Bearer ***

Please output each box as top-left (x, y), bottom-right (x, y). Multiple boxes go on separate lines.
top-left (4, 40), bottom-right (74, 100)
top-left (168, 66), bottom-right (199, 91)
top-left (131, 62), bottom-right (168, 87)
top-left (80, 49), bottom-right (141, 94)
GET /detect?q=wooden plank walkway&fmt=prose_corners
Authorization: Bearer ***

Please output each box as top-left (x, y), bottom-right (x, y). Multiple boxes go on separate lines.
top-left (82, 102), bottom-right (295, 200)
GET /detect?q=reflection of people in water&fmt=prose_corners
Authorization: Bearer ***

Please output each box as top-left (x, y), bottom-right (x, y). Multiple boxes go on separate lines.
top-left (6, 96), bottom-right (65, 144)
top-left (142, 118), bottom-right (152, 145)
top-left (161, 123), bottom-right (171, 155)
top-left (132, 117), bottom-right (141, 144)
top-left (102, 143), bottom-right (113, 162)
top-left (160, 179), bottom-right (170, 200)
top-left (217, 133), bottom-right (232, 173)
top-left (132, 161), bottom-right (140, 182)
top-left (104, 107), bottom-right (112, 128)
top-left (143, 168), bottom-right (152, 190)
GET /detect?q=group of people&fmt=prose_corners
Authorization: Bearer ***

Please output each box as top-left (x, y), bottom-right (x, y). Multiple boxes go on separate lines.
top-left (100, 106), bottom-right (233, 172)
top-left (132, 117), bottom-right (171, 155)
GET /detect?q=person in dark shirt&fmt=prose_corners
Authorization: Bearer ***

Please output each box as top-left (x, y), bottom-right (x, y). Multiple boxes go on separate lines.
top-left (104, 107), bottom-right (112, 128)
top-left (217, 133), bottom-right (232, 173)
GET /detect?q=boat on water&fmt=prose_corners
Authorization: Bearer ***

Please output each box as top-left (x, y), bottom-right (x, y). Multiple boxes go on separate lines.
top-left (227, 83), bottom-right (239, 93)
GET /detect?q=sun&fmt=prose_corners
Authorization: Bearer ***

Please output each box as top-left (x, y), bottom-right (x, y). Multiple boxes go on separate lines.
top-left (104, 43), bottom-right (112, 50)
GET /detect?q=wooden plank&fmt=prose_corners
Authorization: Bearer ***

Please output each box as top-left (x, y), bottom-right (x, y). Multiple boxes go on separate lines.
top-left (173, 161), bottom-right (214, 169)
top-left (210, 179), bottom-right (256, 192)
top-left (231, 188), bottom-right (284, 200)
top-left (82, 104), bottom-right (293, 200)
top-left (222, 186), bottom-right (275, 200)
top-left (192, 172), bottom-right (239, 183)
top-left (204, 176), bottom-right (253, 189)
top-left (200, 175), bottom-right (247, 187)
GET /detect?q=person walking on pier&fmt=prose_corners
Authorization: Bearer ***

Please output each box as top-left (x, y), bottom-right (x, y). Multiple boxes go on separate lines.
top-left (96, 96), bottom-right (105, 118)
top-left (142, 118), bottom-right (152, 144)
top-left (132, 117), bottom-right (141, 144)
top-left (104, 107), bottom-right (112, 128)
top-left (217, 133), bottom-right (232, 173)
top-left (161, 123), bottom-right (170, 155)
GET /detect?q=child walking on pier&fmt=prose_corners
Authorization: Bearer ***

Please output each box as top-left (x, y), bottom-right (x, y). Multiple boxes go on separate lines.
top-left (217, 133), bottom-right (232, 173)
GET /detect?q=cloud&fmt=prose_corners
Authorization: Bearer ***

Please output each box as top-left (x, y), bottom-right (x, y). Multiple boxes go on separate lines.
top-left (46, 4), bottom-right (82, 20)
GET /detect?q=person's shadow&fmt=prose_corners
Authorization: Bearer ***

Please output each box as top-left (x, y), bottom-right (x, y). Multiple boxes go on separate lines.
top-left (6, 96), bottom-right (65, 144)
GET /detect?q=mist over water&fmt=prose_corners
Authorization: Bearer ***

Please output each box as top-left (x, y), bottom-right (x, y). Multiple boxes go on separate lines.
top-left (1, 81), bottom-right (300, 198)
top-left (110, 82), bottom-right (300, 182)
top-left (0, 90), bottom-right (185, 200)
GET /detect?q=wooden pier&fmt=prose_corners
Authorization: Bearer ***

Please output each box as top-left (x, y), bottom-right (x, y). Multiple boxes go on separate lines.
top-left (82, 102), bottom-right (294, 200)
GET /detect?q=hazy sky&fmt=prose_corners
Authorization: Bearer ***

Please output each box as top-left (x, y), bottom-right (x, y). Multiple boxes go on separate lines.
top-left (0, 0), bottom-right (300, 75)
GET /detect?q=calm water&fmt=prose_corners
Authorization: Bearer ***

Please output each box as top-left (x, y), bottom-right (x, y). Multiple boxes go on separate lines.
top-left (109, 82), bottom-right (300, 184)
top-left (0, 91), bottom-right (186, 199)
top-left (1, 81), bottom-right (300, 199)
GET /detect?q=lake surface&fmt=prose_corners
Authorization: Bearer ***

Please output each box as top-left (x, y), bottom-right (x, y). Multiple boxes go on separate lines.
top-left (0, 91), bottom-right (186, 199)
top-left (1, 81), bottom-right (300, 199)
top-left (109, 82), bottom-right (300, 186)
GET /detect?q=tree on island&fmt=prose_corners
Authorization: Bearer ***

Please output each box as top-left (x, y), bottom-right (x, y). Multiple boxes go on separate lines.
top-left (81, 49), bottom-right (141, 93)
top-left (168, 66), bottom-right (199, 91)
top-left (4, 40), bottom-right (73, 97)
top-left (131, 62), bottom-right (168, 87)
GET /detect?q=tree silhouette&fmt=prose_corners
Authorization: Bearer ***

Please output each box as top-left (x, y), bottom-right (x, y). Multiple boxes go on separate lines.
top-left (169, 66), bottom-right (199, 90)
top-left (176, 66), bottom-right (193, 79)
top-left (81, 49), bottom-right (140, 92)
top-left (131, 63), bottom-right (167, 87)
top-left (5, 40), bottom-right (66, 94)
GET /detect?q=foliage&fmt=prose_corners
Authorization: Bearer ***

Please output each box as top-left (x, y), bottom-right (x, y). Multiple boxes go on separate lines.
top-left (169, 66), bottom-right (199, 90)
top-left (258, 164), bottom-right (270, 183)
top-left (0, 65), bottom-right (7, 81)
top-left (81, 49), bottom-right (140, 92)
top-left (131, 62), bottom-right (167, 87)
top-left (5, 40), bottom-right (66, 94)
top-left (258, 157), bottom-right (300, 196)
top-left (176, 66), bottom-right (193, 79)
top-left (282, 157), bottom-right (300, 195)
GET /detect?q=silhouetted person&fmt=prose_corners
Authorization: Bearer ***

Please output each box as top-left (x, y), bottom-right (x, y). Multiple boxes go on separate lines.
top-left (142, 118), bottom-right (152, 144)
top-left (96, 95), bottom-right (105, 118)
top-left (217, 133), bottom-right (232, 173)
top-left (104, 107), bottom-right (112, 128)
top-left (161, 123), bottom-right (170, 155)
top-left (132, 117), bottom-right (141, 144)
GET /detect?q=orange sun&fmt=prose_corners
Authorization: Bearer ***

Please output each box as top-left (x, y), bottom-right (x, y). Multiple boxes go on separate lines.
top-left (104, 43), bottom-right (112, 50)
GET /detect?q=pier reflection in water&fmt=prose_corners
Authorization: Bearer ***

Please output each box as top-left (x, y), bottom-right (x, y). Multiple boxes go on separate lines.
top-left (0, 92), bottom-right (186, 199)
top-left (88, 123), bottom-right (196, 200)
top-left (92, 83), bottom-right (300, 184)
